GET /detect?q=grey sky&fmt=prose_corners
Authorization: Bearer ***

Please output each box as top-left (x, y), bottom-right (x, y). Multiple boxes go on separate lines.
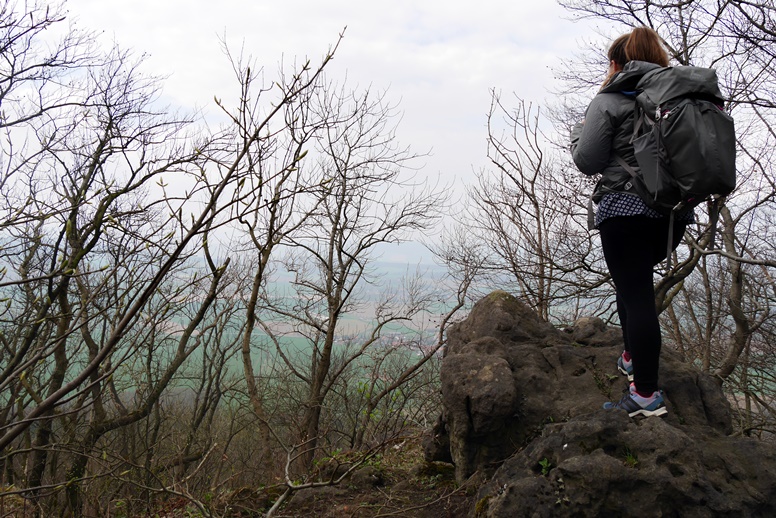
top-left (63, 1), bottom-right (598, 262)
top-left (66, 1), bottom-right (595, 179)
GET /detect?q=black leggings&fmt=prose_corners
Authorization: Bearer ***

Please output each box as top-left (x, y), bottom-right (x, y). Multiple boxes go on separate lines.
top-left (598, 216), bottom-right (687, 394)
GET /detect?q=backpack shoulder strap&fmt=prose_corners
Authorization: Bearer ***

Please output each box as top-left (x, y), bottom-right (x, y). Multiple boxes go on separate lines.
top-left (614, 154), bottom-right (640, 184)
top-left (629, 106), bottom-right (648, 144)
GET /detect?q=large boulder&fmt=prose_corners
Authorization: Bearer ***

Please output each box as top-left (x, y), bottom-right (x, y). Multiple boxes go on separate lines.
top-left (476, 412), bottom-right (775, 517)
top-left (424, 291), bottom-right (775, 517)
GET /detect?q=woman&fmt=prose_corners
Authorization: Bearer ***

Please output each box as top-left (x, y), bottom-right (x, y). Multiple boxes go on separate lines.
top-left (570, 27), bottom-right (691, 417)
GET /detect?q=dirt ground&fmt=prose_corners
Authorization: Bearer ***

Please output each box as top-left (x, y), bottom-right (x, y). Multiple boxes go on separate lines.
top-left (0, 435), bottom-right (476, 517)
top-left (254, 436), bottom-right (477, 518)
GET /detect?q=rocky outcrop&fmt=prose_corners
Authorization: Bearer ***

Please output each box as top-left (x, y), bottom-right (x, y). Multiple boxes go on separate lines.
top-left (424, 290), bottom-right (775, 517)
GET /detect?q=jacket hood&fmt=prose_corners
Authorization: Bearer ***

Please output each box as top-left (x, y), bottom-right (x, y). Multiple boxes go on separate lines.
top-left (600, 60), bottom-right (663, 93)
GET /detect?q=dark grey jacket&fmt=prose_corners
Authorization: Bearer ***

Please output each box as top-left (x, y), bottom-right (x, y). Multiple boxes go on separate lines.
top-left (570, 61), bottom-right (662, 203)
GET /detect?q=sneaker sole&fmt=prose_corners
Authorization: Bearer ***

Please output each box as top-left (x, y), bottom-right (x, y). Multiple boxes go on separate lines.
top-left (628, 406), bottom-right (668, 418)
top-left (617, 366), bottom-right (634, 382)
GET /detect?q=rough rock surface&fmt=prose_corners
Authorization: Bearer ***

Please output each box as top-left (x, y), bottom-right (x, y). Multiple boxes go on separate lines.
top-left (424, 290), bottom-right (776, 517)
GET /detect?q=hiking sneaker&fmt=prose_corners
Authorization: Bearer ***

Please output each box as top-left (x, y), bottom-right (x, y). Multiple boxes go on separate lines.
top-left (617, 353), bottom-right (634, 381)
top-left (603, 389), bottom-right (668, 418)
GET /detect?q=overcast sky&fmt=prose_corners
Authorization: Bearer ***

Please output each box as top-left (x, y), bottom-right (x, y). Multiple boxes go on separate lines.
top-left (66, 1), bottom-right (598, 176)
top-left (63, 0), bottom-right (599, 262)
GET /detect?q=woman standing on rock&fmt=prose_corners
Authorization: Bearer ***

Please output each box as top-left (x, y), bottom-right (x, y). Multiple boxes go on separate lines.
top-left (569, 27), bottom-right (691, 417)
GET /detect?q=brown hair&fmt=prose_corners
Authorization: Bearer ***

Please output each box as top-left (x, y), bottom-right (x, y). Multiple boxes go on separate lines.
top-left (607, 34), bottom-right (630, 68)
top-left (623, 27), bottom-right (669, 67)
top-left (603, 27), bottom-right (669, 87)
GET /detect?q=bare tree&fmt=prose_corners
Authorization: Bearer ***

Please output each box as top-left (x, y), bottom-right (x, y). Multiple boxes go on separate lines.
top-left (253, 81), bottom-right (446, 472)
top-left (0, 0), bottom-right (343, 514)
top-left (463, 92), bottom-right (612, 323)
top-left (207, 40), bottom-right (344, 482)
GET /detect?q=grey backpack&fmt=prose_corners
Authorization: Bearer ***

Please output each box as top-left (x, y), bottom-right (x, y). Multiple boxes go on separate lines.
top-left (615, 65), bottom-right (736, 260)
top-left (621, 66), bottom-right (736, 213)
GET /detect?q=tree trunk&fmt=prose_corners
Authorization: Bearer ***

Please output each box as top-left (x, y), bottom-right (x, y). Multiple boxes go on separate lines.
top-left (713, 207), bottom-right (751, 383)
top-left (298, 324), bottom-right (336, 471)
top-left (241, 257), bottom-right (274, 480)
top-left (26, 292), bottom-right (71, 511)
